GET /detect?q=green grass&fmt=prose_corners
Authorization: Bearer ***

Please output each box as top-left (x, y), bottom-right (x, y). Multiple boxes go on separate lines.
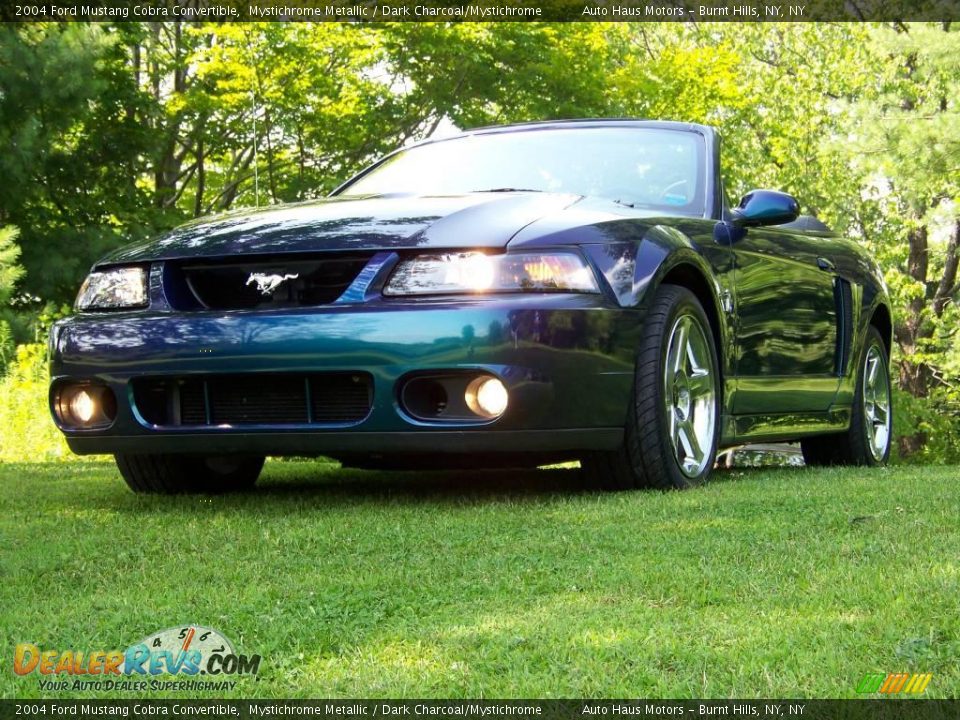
top-left (1, 460), bottom-right (958, 699)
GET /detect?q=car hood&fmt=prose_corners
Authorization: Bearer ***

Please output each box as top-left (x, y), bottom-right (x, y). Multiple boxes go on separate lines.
top-left (99, 193), bottom-right (582, 266)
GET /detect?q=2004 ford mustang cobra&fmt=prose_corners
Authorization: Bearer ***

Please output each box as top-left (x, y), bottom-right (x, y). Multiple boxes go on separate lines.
top-left (49, 120), bottom-right (893, 493)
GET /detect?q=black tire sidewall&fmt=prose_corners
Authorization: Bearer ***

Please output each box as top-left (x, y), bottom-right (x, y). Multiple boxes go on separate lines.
top-left (633, 285), bottom-right (721, 488)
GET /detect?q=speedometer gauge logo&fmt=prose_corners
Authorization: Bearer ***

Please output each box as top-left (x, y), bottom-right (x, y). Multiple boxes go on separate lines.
top-left (123, 625), bottom-right (259, 676)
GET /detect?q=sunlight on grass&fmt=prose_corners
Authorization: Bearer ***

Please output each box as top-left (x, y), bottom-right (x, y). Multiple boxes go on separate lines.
top-left (538, 461), bottom-right (580, 470)
top-left (1, 460), bottom-right (958, 699)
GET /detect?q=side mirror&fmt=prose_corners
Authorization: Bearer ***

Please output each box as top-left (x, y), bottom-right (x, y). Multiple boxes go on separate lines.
top-left (731, 190), bottom-right (800, 228)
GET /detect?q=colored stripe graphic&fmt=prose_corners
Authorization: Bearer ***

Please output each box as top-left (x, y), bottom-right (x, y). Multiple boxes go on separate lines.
top-left (858, 672), bottom-right (932, 694)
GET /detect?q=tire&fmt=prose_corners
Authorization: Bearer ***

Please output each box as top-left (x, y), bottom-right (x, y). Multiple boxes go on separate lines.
top-left (801, 326), bottom-right (891, 466)
top-left (581, 284), bottom-right (720, 490)
top-left (115, 453), bottom-right (265, 494)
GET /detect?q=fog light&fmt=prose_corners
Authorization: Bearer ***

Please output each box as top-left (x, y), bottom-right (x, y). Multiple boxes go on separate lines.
top-left (465, 376), bottom-right (508, 419)
top-left (70, 389), bottom-right (96, 424)
top-left (55, 383), bottom-right (117, 429)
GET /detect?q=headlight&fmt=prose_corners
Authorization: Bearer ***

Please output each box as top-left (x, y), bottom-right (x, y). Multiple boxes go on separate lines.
top-left (383, 252), bottom-right (599, 296)
top-left (75, 267), bottom-right (148, 311)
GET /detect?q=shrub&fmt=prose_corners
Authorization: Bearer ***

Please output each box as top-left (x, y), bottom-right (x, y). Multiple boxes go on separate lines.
top-left (0, 343), bottom-right (73, 463)
top-left (0, 226), bottom-right (24, 308)
top-left (891, 387), bottom-right (960, 465)
top-left (0, 320), bottom-right (13, 375)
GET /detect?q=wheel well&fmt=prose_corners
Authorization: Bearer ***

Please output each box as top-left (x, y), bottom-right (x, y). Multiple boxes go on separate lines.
top-left (870, 304), bottom-right (893, 357)
top-left (660, 263), bottom-right (724, 370)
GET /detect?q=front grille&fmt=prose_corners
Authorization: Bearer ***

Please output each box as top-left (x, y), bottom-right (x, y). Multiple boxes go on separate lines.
top-left (133, 373), bottom-right (373, 427)
top-left (172, 255), bottom-right (371, 310)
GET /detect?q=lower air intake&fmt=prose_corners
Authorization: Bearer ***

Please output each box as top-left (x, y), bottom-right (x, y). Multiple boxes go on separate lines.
top-left (133, 373), bottom-right (373, 427)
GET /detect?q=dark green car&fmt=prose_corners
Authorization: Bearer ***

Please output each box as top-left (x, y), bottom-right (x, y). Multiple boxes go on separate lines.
top-left (49, 120), bottom-right (893, 493)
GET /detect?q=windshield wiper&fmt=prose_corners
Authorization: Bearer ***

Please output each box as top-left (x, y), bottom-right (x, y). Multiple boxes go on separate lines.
top-left (471, 187), bottom-right (543, 193)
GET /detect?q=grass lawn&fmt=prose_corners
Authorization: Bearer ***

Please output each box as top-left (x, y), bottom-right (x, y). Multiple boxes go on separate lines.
top-left (1, 460), bottom-right (958, 699)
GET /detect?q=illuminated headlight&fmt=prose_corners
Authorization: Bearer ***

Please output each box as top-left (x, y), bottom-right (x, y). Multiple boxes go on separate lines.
top-left (75, 267), bottom-right (148, 311)
top-left (383, 252), bottom-right (599, 296)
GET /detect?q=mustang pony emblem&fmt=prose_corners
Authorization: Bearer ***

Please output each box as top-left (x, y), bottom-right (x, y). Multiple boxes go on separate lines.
top-left (246, 272), bottom-right (298, 296)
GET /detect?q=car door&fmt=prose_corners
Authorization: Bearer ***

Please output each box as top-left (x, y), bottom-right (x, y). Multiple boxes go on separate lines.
top-left (731, 226), bottom-right (842, 413)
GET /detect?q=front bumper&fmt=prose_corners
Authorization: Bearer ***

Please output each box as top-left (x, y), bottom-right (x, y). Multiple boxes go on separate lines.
top-left (50, 294), bottom-right (637, 457)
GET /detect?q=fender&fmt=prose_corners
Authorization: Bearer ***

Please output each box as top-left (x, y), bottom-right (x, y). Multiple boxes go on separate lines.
top-left (583, 222), bottom-right (732, 341)
top-left (582, 221), bottom-right (737, 422)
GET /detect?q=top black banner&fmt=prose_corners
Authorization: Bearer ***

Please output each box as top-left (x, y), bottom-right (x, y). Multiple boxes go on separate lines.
top-left (3, 0), bottom-right (960, 22)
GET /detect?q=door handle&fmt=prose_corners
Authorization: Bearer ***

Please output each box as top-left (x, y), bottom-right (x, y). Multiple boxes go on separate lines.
top-left (817, 257), bottom-right (836, 272)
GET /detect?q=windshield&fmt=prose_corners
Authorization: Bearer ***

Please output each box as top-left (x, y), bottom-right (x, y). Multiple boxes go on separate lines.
top-left (339, 127), bottom-right (707, 215)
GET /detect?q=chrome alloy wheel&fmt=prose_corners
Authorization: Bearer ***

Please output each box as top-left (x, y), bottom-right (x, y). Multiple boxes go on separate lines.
top-left (863, 344), bottom-right (891, 462)
top-left (663, 314), bottom-right (717, 478)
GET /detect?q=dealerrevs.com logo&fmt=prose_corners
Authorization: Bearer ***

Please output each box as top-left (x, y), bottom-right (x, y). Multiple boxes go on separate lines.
top-left (14, 626), bottom-right (260, 692)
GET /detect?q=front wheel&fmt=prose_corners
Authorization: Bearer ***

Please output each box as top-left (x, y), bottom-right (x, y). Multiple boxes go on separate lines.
top-left (801, 326), bottom-right (891, 466)
top-left (115, 454), bottom-right (265, 494)
top-left (581, 284), bottom-right (720, 490)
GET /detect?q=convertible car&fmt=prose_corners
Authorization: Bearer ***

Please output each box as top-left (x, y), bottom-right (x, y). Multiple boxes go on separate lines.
top-left (49, 119), bottom-right (892, 493)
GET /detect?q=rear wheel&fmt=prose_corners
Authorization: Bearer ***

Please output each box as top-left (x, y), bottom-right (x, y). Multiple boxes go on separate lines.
top-left (801, 326), bottom-right (891, 466)
top-left (115, 454), bottom-right (265, 494)
top-left (581, 284), bottom-right (720, 490)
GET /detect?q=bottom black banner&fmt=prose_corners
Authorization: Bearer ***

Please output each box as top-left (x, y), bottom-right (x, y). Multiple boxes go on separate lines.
top-left (2, 700), bottom-right (960, 720)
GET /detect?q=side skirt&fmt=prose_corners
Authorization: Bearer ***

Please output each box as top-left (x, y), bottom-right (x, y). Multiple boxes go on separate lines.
top-left (720, 406), bottom-right (851, 446)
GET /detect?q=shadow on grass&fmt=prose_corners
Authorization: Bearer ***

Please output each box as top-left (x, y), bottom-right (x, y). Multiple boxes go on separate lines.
top-left (255, 464), bottom-right (592, 503)
top-left (24, 456), bottom-right (772, 515)
top-left (246, 456), bottom-right (752, 506)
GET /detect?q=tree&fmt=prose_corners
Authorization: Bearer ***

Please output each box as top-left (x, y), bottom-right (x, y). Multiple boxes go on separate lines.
top-left (1, 21), bottom-right (957, 457)
top-left (852, 26), bottom-right (960, 378)
top-left (0, 23), bottom-right (159, 303)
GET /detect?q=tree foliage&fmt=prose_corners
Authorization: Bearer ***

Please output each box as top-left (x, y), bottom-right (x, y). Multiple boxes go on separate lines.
top-left (0, 21), bottom-right (958, 458)
top-left (0, 24), bottom-right (160, 302)
top-left (845, 23), bottom-right (960, 454)
top-left (0, 226), bottom-right (23, 307)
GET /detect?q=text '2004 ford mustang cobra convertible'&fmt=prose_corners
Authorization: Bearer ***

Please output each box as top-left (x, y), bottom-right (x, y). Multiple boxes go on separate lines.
top-left (49, 120), bottom-right (893, 493)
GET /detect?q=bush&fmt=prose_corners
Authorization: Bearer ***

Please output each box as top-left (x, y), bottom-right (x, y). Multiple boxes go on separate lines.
top-left (0, 343), bottom-right (73, 463)
top-left (0, 320), bottom-right (13, 375)
top-left (891, 387), bottom-right (960, 465)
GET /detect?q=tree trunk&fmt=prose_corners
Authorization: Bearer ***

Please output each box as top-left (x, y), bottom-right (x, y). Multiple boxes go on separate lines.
top-left (151, 21), bottom-right (190, 210)
top-left (193, 134), bottom-right (205, 218)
